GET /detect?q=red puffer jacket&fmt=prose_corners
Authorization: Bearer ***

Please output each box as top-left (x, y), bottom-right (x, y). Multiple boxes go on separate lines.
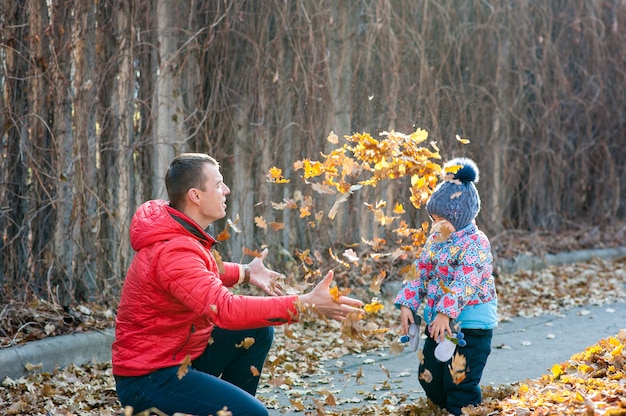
top-left (112, 200), bottom-right (299, 376)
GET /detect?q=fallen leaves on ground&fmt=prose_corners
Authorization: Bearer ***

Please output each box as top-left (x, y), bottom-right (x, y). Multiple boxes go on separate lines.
top-left (1, 256), bottom-right (625, 415)
top-left (464, 330), bottom-right (626, 416)
top-left (0, 299), bottom-right (115, 348)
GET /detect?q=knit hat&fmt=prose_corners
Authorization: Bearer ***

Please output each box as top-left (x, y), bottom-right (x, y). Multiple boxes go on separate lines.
top-left (426, 157), bottom-right (481, 231)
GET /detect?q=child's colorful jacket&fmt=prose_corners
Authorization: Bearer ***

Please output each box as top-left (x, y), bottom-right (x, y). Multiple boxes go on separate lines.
top-left (395, 223), bottom-right (498, 329)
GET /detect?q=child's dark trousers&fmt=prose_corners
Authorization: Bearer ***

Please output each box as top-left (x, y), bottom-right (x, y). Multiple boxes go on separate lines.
top-left (419, 328), bottom-right (493, 415)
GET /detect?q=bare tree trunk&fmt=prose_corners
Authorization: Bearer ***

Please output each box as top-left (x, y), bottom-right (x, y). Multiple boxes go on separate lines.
top-left (111, 0), bottom-right (134, 278)
top-left (327, 1), bottom-right (355, 244)
top-left (0, 1), bottom-right (31, 298)
top-left (27, 0), bottom-right (55, 298)
top-left (154, 0), bottom-right (186, 198)
top-left (135, 2), bottom-right (158, 204)
top-left (488, 3), bottom-right (512, 235)
top-left (49, 2), bottom-right (77, 303)
top-left (73, 0), bottom-right (99, 300)
top-left (95, 0), bottom-right (137, 293)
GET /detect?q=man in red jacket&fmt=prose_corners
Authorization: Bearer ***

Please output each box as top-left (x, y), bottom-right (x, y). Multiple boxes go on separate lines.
top-left (112, 153), bottom-right (363, 416)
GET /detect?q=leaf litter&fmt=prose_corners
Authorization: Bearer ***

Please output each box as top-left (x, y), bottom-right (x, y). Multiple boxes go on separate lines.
top-left (0, 256), bottom-right (624, 415)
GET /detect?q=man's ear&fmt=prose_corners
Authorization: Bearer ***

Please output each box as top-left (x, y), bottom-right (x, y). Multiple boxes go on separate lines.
top-left (186, 188), bottom-right (201, 206)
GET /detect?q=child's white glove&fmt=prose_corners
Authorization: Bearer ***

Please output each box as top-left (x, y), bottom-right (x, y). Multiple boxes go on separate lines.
top-left (434, 330), bottom-right (466, 362)
top-left (399, 313), bottom-right (422, 352)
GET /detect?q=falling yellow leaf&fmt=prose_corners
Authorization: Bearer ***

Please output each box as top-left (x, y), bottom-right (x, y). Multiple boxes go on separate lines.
top-left (299, 205), bottom-right (311, 218)
top-left (431, 219), bottom-right (455, 242)
top-left (250, 365), bottom-right (260, 376)
top-left (390, 340), bottom-right (405, 355)
top-left (363, 299), bottom-right (384, 314)
top-left (269, 221), bottom-right (284, 231)
top-left (439, 280), bottom-right (453, 294)
top-left (449, 352), bottom-right (467, 384)
top-left (216, 228), bottom-right (230, 241)
top-left (236, 337), bottom-right (256, 349)
top-left (455, 134), bottom-right (470, 144)
top-left (302, 159), bottom-right (324, 178)
top-left (356, 367), bottom-right (364, 384)
top-left (211, 249), bottom-right (225, 274)
top-left (227, 216), bottom-right (241, 233)
top-left (266, 166), bottom-right (290, 183)
top-left (342, 248), bottom-right (359, 263)
top-left (328, 192), bottom-right (350, 220)
top-left (393, 202), bottom-right (405, 214)
top-left (329, 285), bottom-right (351, 301)
top-left (216, 407), bottom-right (233, 416)
top-left (329, 247), bottom-right (350, 268)
top-left (419, 369), bottom-right (433, 383)
top-left (243, 247), bottom-right (262, 258)
top-left (270, 201), bottom-right (288, 210)
top-left (327, 131), bottom-right (339, 144)
top-left (177, 354), bottom-right (192, 380)
top-left (369, 270), bottom-right (386, 294)
top-left (254, 216), bottom-right (267, 229)
top-left (444, 165), bottom-right (463, 174)
top-left (310, 182), bottom-right (337, 194)
top-left (283, 326), bottom-right (296, 339)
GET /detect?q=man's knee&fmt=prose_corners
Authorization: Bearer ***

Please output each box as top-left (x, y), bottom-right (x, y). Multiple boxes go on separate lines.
top-left (256, 326), bottom-right (274, 348)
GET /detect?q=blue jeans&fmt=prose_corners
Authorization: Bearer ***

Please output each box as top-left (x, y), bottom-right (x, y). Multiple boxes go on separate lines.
top-left (115, 326), bottom-right (274, 416)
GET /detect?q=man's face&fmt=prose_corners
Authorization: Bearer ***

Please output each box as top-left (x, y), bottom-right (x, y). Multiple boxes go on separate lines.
top-left (194, 162), bottom-right (231, 225)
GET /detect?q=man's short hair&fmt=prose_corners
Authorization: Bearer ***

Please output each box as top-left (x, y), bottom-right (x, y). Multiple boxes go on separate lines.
top-left (165, 153), bottom-right (219, 210)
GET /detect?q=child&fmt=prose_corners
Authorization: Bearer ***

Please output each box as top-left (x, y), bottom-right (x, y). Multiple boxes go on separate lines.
top-left (395, 157), bottom-right (498, 415)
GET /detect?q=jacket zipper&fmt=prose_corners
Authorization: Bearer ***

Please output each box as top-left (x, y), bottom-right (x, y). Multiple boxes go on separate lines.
top-left (172, 323), bottom-right (195, 361)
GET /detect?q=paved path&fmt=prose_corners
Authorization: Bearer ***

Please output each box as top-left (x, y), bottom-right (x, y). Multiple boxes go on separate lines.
top-left (260, 302), bottom-right (626, 414)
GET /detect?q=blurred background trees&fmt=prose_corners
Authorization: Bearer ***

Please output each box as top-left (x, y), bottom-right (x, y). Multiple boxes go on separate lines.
top-left (1, 0), bottom-right (625, 304)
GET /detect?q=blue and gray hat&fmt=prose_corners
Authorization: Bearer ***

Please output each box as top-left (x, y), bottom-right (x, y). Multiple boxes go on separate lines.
top-left (426, 157), bottom-right (481, 231)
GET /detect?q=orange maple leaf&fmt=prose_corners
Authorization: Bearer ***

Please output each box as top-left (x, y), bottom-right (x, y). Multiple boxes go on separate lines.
top-left (211, 249), bottom-right (225, 274)
top-left (243, 247), bottom-right (262, 258)
top-left (216, 228), bottom-right (230, 241)
top-left (177, 354), bottom-right (192, 380)
top-left (254, 216), bottom-right (267, 229)
top-left (235, 337), bottom-right (256, 349)
top-left (449, 352), bottom-right (467, 384)
top-left (270, 221), bottom-right (284, 231)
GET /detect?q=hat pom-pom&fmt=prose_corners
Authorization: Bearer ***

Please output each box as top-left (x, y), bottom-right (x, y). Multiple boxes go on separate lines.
top-left (446, 157), bottom-right (479, 183)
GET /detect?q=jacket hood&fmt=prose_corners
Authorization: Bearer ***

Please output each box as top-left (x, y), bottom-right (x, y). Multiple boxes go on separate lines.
top-left (129, 200), bottom-right (215, 251)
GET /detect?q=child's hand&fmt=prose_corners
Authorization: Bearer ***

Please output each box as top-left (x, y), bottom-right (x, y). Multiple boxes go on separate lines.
top-left (399, 305), bottom-right (416, 335)
top-left (429, 312), bottom-right (452, 342)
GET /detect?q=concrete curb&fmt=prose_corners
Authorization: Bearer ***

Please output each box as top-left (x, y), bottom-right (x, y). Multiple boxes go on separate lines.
top-left (1, 246), bottom-right (624, 381)
top-left (0, 328), bottom-right (114, 380)
top-left (495, 246), bottom-right (626, 275)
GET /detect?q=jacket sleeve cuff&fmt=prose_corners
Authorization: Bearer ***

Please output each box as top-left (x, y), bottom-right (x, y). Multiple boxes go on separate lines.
top-left (221, 262), bottom-right (241, 287)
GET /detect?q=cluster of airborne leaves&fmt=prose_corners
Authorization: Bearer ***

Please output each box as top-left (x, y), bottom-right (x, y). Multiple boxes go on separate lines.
top-left (1, 257), bottom-right (625, 415)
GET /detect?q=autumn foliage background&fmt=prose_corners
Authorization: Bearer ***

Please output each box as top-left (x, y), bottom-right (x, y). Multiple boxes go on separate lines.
top-left (1, 1), bottom-right (626, 307)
